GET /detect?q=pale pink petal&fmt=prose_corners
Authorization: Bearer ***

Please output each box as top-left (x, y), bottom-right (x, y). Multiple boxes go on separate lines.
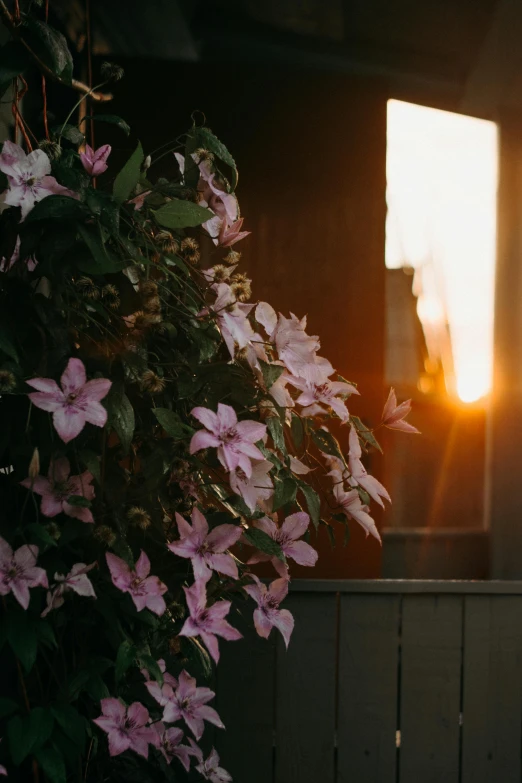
top-left (206, 553), bottom-right (238, 579)
top-left (10, 580), bottom-right (31, 609)
top-left (190, 429), bottom-right (220, 454)
top-left (83, 400), bottom-right (108, 428)
top-left (272, 608), bottom-right (294, 648)
top-left (82, 378), bottom-right (112, 402)
top-left (60, 358), bottom-right (86, 395)
top-left (28, 391), bottom-right (63, 413)
top-left (253, 516), bottom-right (278, 537)
top-left (255, 301), bottom-right (277, 336)
top-left (253, 607), bottom-right (273, 639)
top-left (13, 544), bottom-right (38, 570)
top-left (175, 512), bottom-right (193, 538)
top-left (216, 402), bottom-right (237, 430)
top-left (199, 631), bottom-right (220, 663)
top-left (281, 511), bottom-right (309, 540)
top-left (40, 494), bottom-right (64, 517)
top-left (284, 539), bottom-right (318, 567)
top-left (235, 420), bottom-right (267, 442)
top-left (53, 408), bottom-right (86, 443)
top-left (386, 419), bottom-right (420, 434)
top-left (63, 503), bottom-right (94, 524)
top-left (135, 550), bottom-right (151, 579)
top-left (26, 377), bottom-right (62, 395)
top-left (268, 577), bottom-right (289, 604)
top-left (191, 406), bottom-right (219, 433)
top-left (206, 523), bottom-right (242, 551)
top-left (190, 508), bottom-right (209, 536)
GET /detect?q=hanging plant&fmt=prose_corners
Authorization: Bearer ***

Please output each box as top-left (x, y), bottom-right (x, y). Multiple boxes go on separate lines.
top-left (0, 3), bottom-right (418, 782)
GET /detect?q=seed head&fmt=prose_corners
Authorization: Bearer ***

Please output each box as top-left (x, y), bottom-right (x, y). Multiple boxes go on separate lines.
top-left (39, 140), bottom-right (62, 161)
top-left (127, 506), bottom-right (151, 530)
top-left (45, 522), bottom-right (61, 541)
top-left (139, 280), bottom-right (159, 298)
top-left (143, 295), bottom-right (161, 315)
top-left (76, 276), bottom-right (100, 299)
top-left (194, 148), bottom-right (214, 163)
top-left (93, 525), bottom-right (117, 547)
top-left (155, 231), bottom-right (179, 255)
top-left (0, 369), bottom-right (16, 393)
top-left (230, 277), bottom-right (252, 302)
top-left (210, 264), bottom-right (231, 283)
top-left (101, 284), bottom-right (121, 310)
top-left (140, 370), bottom-right (166, 394)
top-left (180, 237), bottom-right (200, 265)
top-left (224, 249), bottom-right (241, 266)
top-left (100, 61), bottom-right (125, 82)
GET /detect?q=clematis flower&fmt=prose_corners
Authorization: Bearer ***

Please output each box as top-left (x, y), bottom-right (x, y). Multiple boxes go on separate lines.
top-left (229, 459), bottom-right (274, 512)
top-left (272, 313), bottom-right (320, 378)
top-left (218, 216), bottom-right (250, 247)
top-left (106, 551), bottom-right (167, 616)
top-left (244, 575), bottom-right (294, 648)
top-left (347, 426), bottom-right (391, 508)
top-left (179, 579), bottom-right (242, 663)
top-left (152, 723), bottom-right (195, 771)
top-left (0, 140), bottom-right (76, 219)
top-left (168, 508), bottom-right (242, 581)
top-left (93, 698), bottom-right (158, 758)
top-left (332, 483), bottom-right (381, 542)
top-left (381, 388), bottom-right (420, 434)
top-left (287, 376), bottom-right (358, 422)
top-left (247, 512), bottom-right (318, 577)
top-left (0, 537), bottom-right (48, 609)
top-left (0, 236), bottom-right (37, 273)
top-left (41, 562), bottom-right (96, 617)
top-left (289, 456), bottom-right (312, 475)
top-left (142, 659), bottom-right (178, 707)
top-left (189, 742), bottom-right (232, 783)
top-left (190, 403), bottom-right (266, 478)
top-left (21, 457), bottom-right (95, 523)
top-left (207, 282), bottom-right (255, 359)
top-left (162, 670), bottom-right (224, 740)
top-left (80, 144), bottom-right (111, 177)
top-left (27, 357), bottom-right (111, 444)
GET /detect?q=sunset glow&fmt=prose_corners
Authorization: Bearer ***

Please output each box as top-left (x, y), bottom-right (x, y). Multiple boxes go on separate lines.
top-left (386, 100), bottom-right (498, 403)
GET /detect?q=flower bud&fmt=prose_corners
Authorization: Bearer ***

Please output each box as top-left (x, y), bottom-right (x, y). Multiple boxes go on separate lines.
top-left (39, 140), bottom-right (62, 160)
top-left (28, 447), bottom-right (40, 480)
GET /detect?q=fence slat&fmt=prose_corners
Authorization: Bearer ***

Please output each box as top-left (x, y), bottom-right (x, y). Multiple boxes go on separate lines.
top-left (461, 595), bottom-right (522, 783)
top-left (337, 594), bottom-right (400, 783)
top-left (274, 591), bottom-right (338, 783)
top-left (399, 595), bottom-right (462, 783)
top-left (216, 611), bottom-right (276, 783)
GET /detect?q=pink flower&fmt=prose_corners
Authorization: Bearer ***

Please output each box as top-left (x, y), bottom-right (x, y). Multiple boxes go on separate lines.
top-left (0, 236), bottom-right (37, 273)
top-left (189, 743), bottom-right (232, 783)
top-left (179, 579), bottom-right (242, 663)
top-left (0, 537), bottom-right (48, 609)
top-left (347, 426), bottom-right (390, 507)
top-left (168, 508), bottom-right (242, 581)
top-left (287, 376), bottom-right (358, 422)
top-left (41, 562), bottom-right (96, 617)
top-left (93, 698), bottom-right (158, 758)
top-left (152, 723), bottom-right (195, 770)
top-left (272, 313), bottom-right (320, 378)
top-left (106, 551), bottom-right (167, 615)
top-left (190, 403), bottom-right (266, 478)
top-left (381, 388), bottom-right (420, 434)
top-left (142, 659), bottom-right (178, 707)
top-left (332, 483), bottom-right (381, 542)
top-left (218, 216), bottom-right (250, 247)
top-left (247, 512), bottom-right (318, 577)
top-left (229, 459), bottom-right (274, 512)
top-left (244, 575), bottom-right (294, 648)
top-left (207, 282), bottom-right (255, 359)
top-left (162, 670), bottom-right (224, 740)
top-left (27, 357), bottom-right (111, 444)
top-left (21, 457), bottom-right (95, 523)
top-left (0, 140), bottom-right (76, 219)
top-left (80, 144), bottom-right (111, 177)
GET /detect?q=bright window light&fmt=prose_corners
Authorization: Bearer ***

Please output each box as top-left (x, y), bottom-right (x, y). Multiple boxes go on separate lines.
top-left (386, 99), bottom-right (498, 403)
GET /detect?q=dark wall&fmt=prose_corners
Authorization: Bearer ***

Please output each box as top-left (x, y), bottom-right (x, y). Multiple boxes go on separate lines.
top-left (107, 61), bottom-right (388, 577)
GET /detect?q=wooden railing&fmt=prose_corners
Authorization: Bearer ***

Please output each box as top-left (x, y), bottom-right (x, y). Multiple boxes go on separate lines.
top-left (215, 579), bottom-right (522, 783)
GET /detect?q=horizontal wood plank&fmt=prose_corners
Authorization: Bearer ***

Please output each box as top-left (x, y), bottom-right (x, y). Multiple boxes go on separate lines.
top-left (291, 579), bottom-right (522, 595)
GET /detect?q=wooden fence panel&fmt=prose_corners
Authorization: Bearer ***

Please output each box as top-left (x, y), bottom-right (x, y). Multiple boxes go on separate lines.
top-left (337, 593), bottom-right (400, 783)
top-left (216, 611), bottom-right (277, 783)
top-left (461, 595), bottom-right (522, 783)
top-left (399, 595), bottom-right (463, 783)
top-left (274, 591), bottom-right (338, 783)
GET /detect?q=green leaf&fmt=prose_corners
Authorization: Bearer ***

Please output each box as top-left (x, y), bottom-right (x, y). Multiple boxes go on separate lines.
top-left (50, 703), bottom-right (86, 750)
top-left (8, 708), bottom-right (54, 765)
top-left (291, 414), bottom-right (304, 449)
top-left (189, 127), bottom-right (238, 189)
top-left (0, 325), bottom-right (19, 362)
top-left (85, 673), bottom-right (110, 701)
top-left (79, 449), bottom-right (101, 482)
top-left (90, 113), bottom-right (131, 136)
top-left (350, 415), bottom-right (383, 453)
top-left (243, 527), bottom-right (285, 562)
top-left (21, 19), bottom-right (73, 83)
top-left (115, 640), bottom-right (136, 683)
top-left (153, 407), bottom-right (194, 438)
top-left (76, 223), bottom-right (125, 274)
top-left (6, 610), bottom-right (38, 673)
top-left (66, 494), bottom-right (91, 508)
top-left (138, 653), bottom-right (163, 684)
top-left (154, 199), bottom-right (214, 229)
top-left (53, 124), bottom-right (84, 145)
top-left (259, 360), bottom-right (285, 389)
top-left (23, 195), bottom-right (87, 223)
top-left (311, 428), bottom-right (345, 462)
top-left (0, 697), bottom-right (19, 720)
top-left (297, 482), bottom-right (321, 529)
top-left (7, 715), bottom-right (26, 765)
top-left (113, 141), bottom-right (144, 202)
top-left (36, 621), bottom-right (57, 650)
top-left (107, 385), bottom-right (135, 455)
top-left (268, 417), bottom-right (285, 454)
top-left (35, 746), bottom-right (66, 783)
top-left (26, 522), bottom-right (58, 549)
top-left (272, 476), bottom-right (297, 511)
top-left (0, 41), bottom-right (31, 86)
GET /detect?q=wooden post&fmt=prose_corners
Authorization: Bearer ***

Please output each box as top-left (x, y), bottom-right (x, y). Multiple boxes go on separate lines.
top-left (489, 112), bottom-right (522, 577)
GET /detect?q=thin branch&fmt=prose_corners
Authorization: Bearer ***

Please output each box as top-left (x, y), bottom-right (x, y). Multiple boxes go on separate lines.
top-left (0, 0), bottom-right (113, 102)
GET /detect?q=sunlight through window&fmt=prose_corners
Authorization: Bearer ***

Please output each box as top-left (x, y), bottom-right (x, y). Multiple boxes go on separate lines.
top-left (386, 100), bottom-right (498, 403)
